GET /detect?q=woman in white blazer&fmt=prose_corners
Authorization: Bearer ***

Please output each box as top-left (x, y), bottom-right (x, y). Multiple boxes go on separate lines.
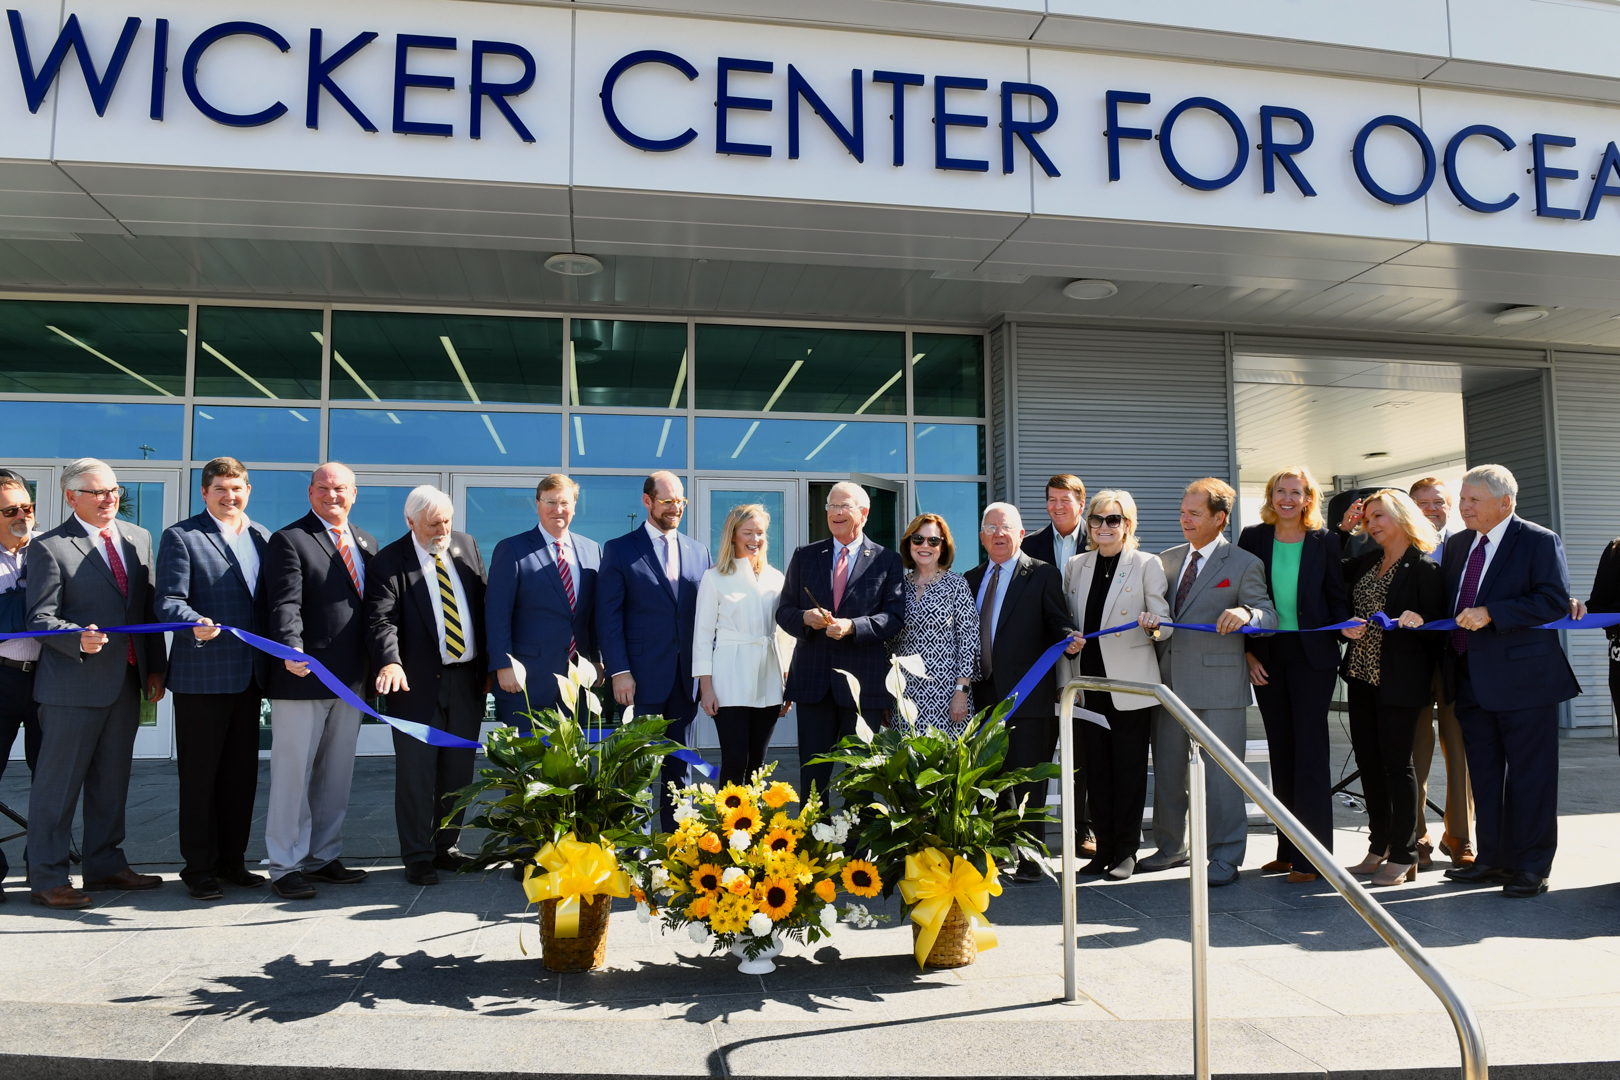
top-left (694, 504), bottom-right (794, 785)
top-left (1058, 490), bottom-right (1171, 881)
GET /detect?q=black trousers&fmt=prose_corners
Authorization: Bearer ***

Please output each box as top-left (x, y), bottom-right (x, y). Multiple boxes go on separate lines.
top-left (1252, 636), bottom-right (1337, 872)
top-left (392, 663), bottom-right (483, 866)
top-left (174, 683), bottom-right (263, 884)
top-left (715, 705), bottom-right (779, 787)
top-left (1346, 677), bottom-right (1422, 865)
top-left (1080, 695), bottom-right (1149, 866)
top-left (0, 664), bottom-right (41, 880)
top-left (796, 693), bottom-right (862, 803)
top-left (978, 688), bottom-right (1089, 831)
top-left (1454, 659), bottom-right (1561, 878)
top-left (639, 681), bottom-right (699, 833)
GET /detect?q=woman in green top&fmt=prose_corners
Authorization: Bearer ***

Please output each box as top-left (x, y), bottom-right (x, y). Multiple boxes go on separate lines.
top-left (1237, 468), bottom-right (1350, 882)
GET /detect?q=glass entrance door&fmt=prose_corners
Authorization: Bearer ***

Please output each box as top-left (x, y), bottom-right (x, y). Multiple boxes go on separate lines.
top-left (807, 474), bottom-right (906, 550)
top-left (115, 468), bottom-right (181, 759)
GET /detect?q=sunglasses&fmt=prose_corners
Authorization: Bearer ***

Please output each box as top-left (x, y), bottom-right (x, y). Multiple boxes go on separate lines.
top-left (908, 535), bottom-right (943, 548)
top-left (1087, 514), bottom-right (1126, 529)
top-left (0, 503), bottom-right (33, 518)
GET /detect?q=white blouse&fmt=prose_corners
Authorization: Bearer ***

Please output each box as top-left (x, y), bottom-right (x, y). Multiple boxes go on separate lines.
top-left (691, 562), bottom-right (795, 709)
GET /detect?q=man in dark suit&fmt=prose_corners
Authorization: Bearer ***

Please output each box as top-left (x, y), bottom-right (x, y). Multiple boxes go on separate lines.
top-left (0, 469), bottom-right (41, 900)
top-left (963, 502), bottom-right (1081, 882)
top-left (24, 458), bottom-right (167, 909)
top-left (262, 462), bottom-right (377, 901)
top-left (597, 471), bottom-right (712, 830)
top-left (777, 481), bottom-right (906, 800)
top-left (1022, 473), bottom-right (1087, 571)
top-left (155, 457), bottom-right (271, 902)
top-left (487, 474), bottom-right (601, 726)
top-left (366, 486), bottom-right (487, 887)
top-left (1441, 464), bottom-right (1581, 899)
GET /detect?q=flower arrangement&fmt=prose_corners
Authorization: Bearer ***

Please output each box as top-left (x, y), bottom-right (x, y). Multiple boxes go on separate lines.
top-left (645, 764), bottom-right (868, 968)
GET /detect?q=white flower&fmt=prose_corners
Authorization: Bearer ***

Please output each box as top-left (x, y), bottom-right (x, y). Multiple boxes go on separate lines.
top-left (854, 715), bottom-right (875, 744)
top-left (572, 655), bottom-right (598, 687)
top-left (672, 800), bottom-right (698, 826)
top-left (721, 867), bottom-right (746, 886)
top-left (819, 904), bottom-right (837, 930)
top-left (554, 671), bottom-right (578, 715)
top-left (884, 659), bottom-right (908, 701)
top-left (842, 903), bottom-right (879, 929)
top-left (688, 922), bottom-right (710, 944)
top-left (896, 696), bottom-right (919, 726)
top-left (582, 688), bottom-right (603, 717)
top-left (635, 901), bottom-right (652, 924)
top-left (747, 912), bottom-right (774, 937)
top-left (896, 654), bottom-right (928, 678)
top-left (811, 822), bottom-right (835, 843)
top-left (729, 830), bottom-right (751, 851)
top-left (650, 866), bottom-right (670, 890)
top-left (504, 654), bottom-right (528, 692)
top-left (834, 668), bottom-right (863, 705)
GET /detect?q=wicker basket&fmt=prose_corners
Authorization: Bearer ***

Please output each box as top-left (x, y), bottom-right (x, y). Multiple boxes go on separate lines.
top-left (538, 895), bottom-right (612, 972)
top-left (912, 900), bottom-right (977, 968)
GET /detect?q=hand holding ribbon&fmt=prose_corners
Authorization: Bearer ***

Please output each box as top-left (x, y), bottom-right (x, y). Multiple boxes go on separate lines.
top-left (522, 833), bottom-right (632, 937)
top-left (897, 847), bottom-right (1001, 969)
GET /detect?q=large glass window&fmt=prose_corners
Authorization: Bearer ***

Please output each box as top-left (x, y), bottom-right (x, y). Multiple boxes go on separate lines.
top-left (465, 485), bottom-right (538, 560)
top-left (118, 483), bottom-right (166, 537)
top-left (913, 422), bottom-right (985, 475)
top-left (330, 311), bottom-right (562, 404)
top-left (696, 418), bottom-right (905, 472)
top-left (569, 414), bottom-right (687, 470)
top-left (570, 319), bottom-right (687, 408)
top-left (330, 409), bottom-right (561, 467)
top-left (574, 474), bottom-right (668, 546)
top-left (915, 481), bottom-right (987, 571)
top-left (190, 467), bottom-right (313, 534)
top-left (193, 405), bottom-right (320, 464)
top-left (912, 333), bottom-right (985, 418)
top-left (194, 307), bottom-right (323, 399)
top-left (0, 401), bottom-right (183, 461)
top-left (0, 300), bottom-right (187, 396)
top-left (695, 325), bottom-right (905, 415)
top-left (350, 485), bottom-right (414, 548)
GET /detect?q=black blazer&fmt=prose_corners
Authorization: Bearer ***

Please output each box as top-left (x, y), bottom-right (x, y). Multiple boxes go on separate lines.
top-left (1341, 546), bottom-right (1447, 708)
top-left (364, 531), bottom-right (487, 725)
top-left (262, 511), bottom-right (378, 699)
top-left (1022, 524), bottom-right (1060, 568)
top-left (963, 552), bottom-right (1077, 720)
top-left (776, 536), bottom-right (906, 709)
top-left (1587, 538), bottom-right (1620, 649)
top-left (1237, 524), bottom-right (1349, 672)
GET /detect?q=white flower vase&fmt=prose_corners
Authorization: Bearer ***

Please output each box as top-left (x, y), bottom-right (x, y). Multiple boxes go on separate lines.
top-left (730, 934), bottom-right (784, 974)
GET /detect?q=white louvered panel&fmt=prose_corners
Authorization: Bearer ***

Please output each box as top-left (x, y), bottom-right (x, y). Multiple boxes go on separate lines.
top-left (989, 324), bottom-right (1010, 503)
top-left (1463, 377), bottom-right (1554, 528)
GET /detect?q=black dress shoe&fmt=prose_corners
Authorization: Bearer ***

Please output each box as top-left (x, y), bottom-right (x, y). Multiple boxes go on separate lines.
top-left (186, 877), bottom-right (224, 901)
top-left (1077, 858), bottom-right (1109, 876)
top-left (432, 852), bottom-right (474, 872)
top-left (217, 868), bottom-right (266, 888)
top-left (305, 860), bottom-right (368, 885)
top-left (271, 872), bottom-right (317, 900)
top-left (1445, 862), bottom-right (1513, 884)
top-left (406, 862), bottom-right (440, 886)
top-left (1013, 858), bottom-right (1046, 883)
top-left (1503, 871), bottom-right (1549, 898)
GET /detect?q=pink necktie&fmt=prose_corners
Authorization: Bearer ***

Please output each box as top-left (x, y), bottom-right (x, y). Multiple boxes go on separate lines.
top-left (661, 535), bottom-right (678, 585)
top-left (832, 545), bottom-right (850, 610)
top-left (1452, 537), bottom-right (1489, 656)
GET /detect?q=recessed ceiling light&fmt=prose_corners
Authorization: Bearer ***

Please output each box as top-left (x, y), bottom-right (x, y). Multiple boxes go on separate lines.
top-left (545, 253), bottom-right (603, 276)
top-left (1063, 279), bottom-right (1118, 301)
top-left (1493, 306), bottom-right (1548, 325)
top-left (1363, 451), bottom-right (1390, 459)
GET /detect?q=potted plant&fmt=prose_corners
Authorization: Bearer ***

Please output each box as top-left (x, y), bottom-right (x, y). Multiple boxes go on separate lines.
top-left (447, 655), bottom-right (678, 972)
top-left (812, 657), bottom-right (1057, 968)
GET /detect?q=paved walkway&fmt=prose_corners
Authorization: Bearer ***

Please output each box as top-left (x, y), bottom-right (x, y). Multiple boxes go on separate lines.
top-left (2, 724), bottom-right (1618, 1078)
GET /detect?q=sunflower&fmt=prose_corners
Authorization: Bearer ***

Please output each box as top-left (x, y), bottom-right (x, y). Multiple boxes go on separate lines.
top-left (841, 859), bottom-right (882, 897)
top-left (762, 827), bottom-right (798, 857)
top-left (710, 892), bottom-right (755, 935)
top-left (690, 864), bottom-right (724, 895)
top-left (723, 805), bottom-right (763, 836)
top-left (757, 877), bottom-right (797, 920)
top-left (814, 878), bottom-right (837, 903)
top-left (715, 784), bottom-right (753, 813)
top-left (762, 781), bottom-right (798, 809)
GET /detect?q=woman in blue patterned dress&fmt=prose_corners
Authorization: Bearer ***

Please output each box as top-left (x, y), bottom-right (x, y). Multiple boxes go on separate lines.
top-left (888, 513), bottom-right (980, 738)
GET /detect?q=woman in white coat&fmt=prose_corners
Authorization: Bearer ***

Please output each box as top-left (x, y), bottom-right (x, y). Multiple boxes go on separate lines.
top-left (694, 504), bottom-right (794, 785)
top-left (1058, 490), bottom-right (1171, 881)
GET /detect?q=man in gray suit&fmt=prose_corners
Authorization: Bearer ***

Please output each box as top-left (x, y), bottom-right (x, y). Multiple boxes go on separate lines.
top-left (1139, 477), bottom-right (1276, 887)
top-left (25, 459), bottom-right (168, 909)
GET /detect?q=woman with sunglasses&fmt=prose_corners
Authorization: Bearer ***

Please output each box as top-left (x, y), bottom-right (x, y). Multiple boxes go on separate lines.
top-left (1058, 491), bottom-right (1169, 880)
top-left (889, 514), bottom-right (980, 738)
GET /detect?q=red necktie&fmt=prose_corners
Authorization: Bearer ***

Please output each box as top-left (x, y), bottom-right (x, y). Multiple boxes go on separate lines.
top-left (1173, 550), bottom-right (1202, 617)
top-left (832, 545), bottom-right (850, 610)
top-left (332, 528), bottom-right (361, 593)
top-left (556, 541), bottom-right (577, 658)
top-left (1452, 536), bottom-right (1489, 656)
top-left (100, 528), bottom-right (136, 665)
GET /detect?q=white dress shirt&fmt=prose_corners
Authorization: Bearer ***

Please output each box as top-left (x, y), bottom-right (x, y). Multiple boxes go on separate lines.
top-left (0, 534), bottom-right (40, 661)
top-left (414, 535), bottom-right (477, 665)
top-left (75, 514), bottom-right (122, 574)
top-left (692, 561), bottom-right (792, 708)
top-left (319, 515), bottom-right (365, 592)
top-left (1051, 525), bottom-right (1081, 569)
top-left (1454, 516), bottom-right (1512, 609)
top-left (209, 510), bottom-right (260, 597)
top-left (645, 520), bottom-right (679, 584)
top-left (540, 526), bottom-right (577, 578)
top-left (975, 554), bottom-right (1018, 645)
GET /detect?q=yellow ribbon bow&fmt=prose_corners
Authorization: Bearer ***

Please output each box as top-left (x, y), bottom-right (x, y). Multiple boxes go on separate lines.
top-left (897, 847), bottom-right (1002, 968)
top-left (522, 833), bottom-right (631, 937)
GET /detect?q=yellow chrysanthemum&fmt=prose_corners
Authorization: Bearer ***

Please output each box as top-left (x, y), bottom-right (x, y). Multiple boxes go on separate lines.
top-left (723, 805), bottom-right (763, 836)
top-left (711, 892), bottom-right (755, 935)
top-left (762, 781), bottom-right (798, 809)
top-left (762, 827), bottom-right (798, 857)
top-left (715, 784), bottom-right (753, 813)
top-left (690, 864), bottom-right (724, 895)
top-left (815, 878), bottom-right (837, 903)
top-left (841, 859), bottom-right (882, 897)
top-left (757, 877), bottom-right (797, 920)
top-left (770, 811), bottom-right (806, 836)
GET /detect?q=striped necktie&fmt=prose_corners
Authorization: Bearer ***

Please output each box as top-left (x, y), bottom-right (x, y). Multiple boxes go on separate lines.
top-left (435, 554), bottom-right (465, 660)
top-left (556, 541), bottom-right (577, 658)
top-left (332, 528), bottom-right (360, 593)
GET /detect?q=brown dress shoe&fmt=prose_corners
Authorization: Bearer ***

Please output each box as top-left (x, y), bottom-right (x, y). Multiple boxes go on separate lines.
top-left (81, 869), bottom-right (163, 891)
top-left (1439, 833), bottom-right (1476, 866)
top-left (1078, 833), bottom-right (1098, 857)
top-left (1260, 859), bottom-right (1292, 873)
top-left (1286, 871), bottom-right (1319, 884)
top-left (32, 885), bottom-right (93, 909)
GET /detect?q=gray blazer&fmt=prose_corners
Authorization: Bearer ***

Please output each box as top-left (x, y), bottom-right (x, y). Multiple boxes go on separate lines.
top-left (1155, 537), bottom-right (1276, 710)
top-left (26, 516), bottom-right (167, 708)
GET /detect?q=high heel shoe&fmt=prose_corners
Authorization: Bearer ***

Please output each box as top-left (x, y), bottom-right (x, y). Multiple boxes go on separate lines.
top-left (1348, 852), bottom-right (1388, 875)
top-left (1371, 861), bottom-right (1415, 886)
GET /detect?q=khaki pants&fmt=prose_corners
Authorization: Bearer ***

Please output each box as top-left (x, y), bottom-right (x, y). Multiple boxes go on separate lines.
top-left (1414, 668), bottom-right (1473, 846)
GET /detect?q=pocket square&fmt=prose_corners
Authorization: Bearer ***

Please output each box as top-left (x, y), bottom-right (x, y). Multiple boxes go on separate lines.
top-left (1215, 578), bottom-right (1231, 588)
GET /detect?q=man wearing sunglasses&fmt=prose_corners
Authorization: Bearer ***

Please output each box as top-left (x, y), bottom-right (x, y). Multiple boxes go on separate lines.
top-left (0, 469), bottom-right (41, 900)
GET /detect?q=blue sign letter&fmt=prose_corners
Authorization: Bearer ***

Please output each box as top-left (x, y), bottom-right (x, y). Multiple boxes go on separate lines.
top-left (934, 76), bottom-right (988, 172)
top-left (871, 70), bottom-right (922, 167)
top-left (1352, 115), bottom-right (1435, 205)
top-left (8, 10), bottom-right (140, 116)
top-left (1443, 124), bottom-right (1518, 213)
top-left (183, 22), bottom-right (290, 128)
top-left (717, 57), bottom-right (772, 157)
top-left (1583, 141), bottom-right (1620, 220)
top-left (307, 29), bottom-right (378, 131)
top-left (149, 17), bottom-right (167, 120)
top-left (470, 41), bottom-right (535, 142)
top-left (1532, 133), bottom-right (1580, 219)
top-left (1105, 90), bottom-right (1151, 181)
top-left (600, 50), bottom-right (698, 152)
top-left (1159, 96), bottom-right (1248, 191)
top-left (787, 65), bottom-right (863, 162)
top-left (393, 34), bottom-right (455, 137)
top-left (1001, 81), bottom-right (1059, 177)
top-left (1260, 105), bottom-right (1314, 196)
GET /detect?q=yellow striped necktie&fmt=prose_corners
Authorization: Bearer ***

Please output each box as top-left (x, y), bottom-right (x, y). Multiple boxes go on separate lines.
top-left (435, 554), bottom-right (466, 660)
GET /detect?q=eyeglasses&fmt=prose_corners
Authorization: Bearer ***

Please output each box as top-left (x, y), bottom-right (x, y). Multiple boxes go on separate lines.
top-left (1087, 514), bottom-right (1126, 529)
top-left (0, 503), bottom-right (33, 518)
top-left (539, 499), bottom-right (575, 510)
top-left (73, 486), bottom-right (124, 501)
top-left (982, 524), bottom-right (1018, 536)
top-left (652, 497), bottom-right (688, 509)
top-left (825, 502), bottom-right (860, 513)
top-left (908, 535), bottom-right (943, 548)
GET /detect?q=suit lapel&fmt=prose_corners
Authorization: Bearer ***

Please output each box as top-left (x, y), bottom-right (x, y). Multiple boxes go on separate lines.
top-left (1477, 517), bottom-right (1521, 602)
top-left (804, 540), bottom-right (835, 612)
top-left (1180, 540), bottom-right (1229, 616)
top-left (996, 554), bottom-right (1035, 638)
top-left (70, 522), bottom-right (121, 594)
top-left (406, 548), bottom-right (438, 639)
top-left (838, 539), bottom-right (878, 610)
top-left (201, 514), bottom-right (254, 596)
top-left (634, 526), bottom-right (677, 604)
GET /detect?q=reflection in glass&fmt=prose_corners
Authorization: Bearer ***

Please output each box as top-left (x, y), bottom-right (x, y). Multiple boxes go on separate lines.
top-left (117, 482), bottom-right (166, 538)
top-left (191, 467), bottom-right (313, 534)
top-left (695, 325), bottom-right (905, 415)
top-left (0, 299), bottom-right (187, 396)
top-left (0, 401), bottom-right (182, 461)
top-left (194, 307), bottom-right (323, 399)
top-left (193, 405), bottom-right (320, 464)
top-left (912, 333), bottom-right (985, 418)
top-left (808, 481), bottom-right (900, 551)
top-left (569, 413), bottom-right (687, 470)
top-left (915, 481), bottom-right (987, 571)
top-left (576, 474), bottom-right (683, 546)
top-left (913, 423), bottom-right (985, 475)
top-left (571, 320), bottom-right (687, 408)
top-left (707, 490), bottom-right (786, 573)
top-left (465, 486), bottom-right (537, 562)
top-left (330, 311), bottom-right (562, 404)
top-left (329, 409), bottom-right (561, 467)
top-left (350, 486), bottom-right (414, 547)
top-left (696, 418), bottom-right (904, 473)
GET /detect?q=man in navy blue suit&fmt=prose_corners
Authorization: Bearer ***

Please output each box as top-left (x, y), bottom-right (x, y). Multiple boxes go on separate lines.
top-left (486, 474), bottom-right (601, 727)
top-left (597, 471), bottom-right (712, 830)
top-left (776, 482), bottom-right (906, 801)
top-left (155, 457), bottom-right (271, 902)
top-left (1440, 464), bottom-right (1581, 899)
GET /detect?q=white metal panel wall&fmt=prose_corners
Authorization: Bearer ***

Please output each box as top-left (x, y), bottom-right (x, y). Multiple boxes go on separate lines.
top-left (1552, 351), bottom-right (1620, 732)
top-left (1008, 326), bottom-right (1231, 552)
top-left (989, 324), bottom-right (1011, 502)
top-left (1463, 376), bottom-right (1554, 528)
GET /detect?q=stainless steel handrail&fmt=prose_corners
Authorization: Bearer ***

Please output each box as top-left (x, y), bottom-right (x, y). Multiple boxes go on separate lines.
top-left (1056, 676), bottom-right (1488, 1080)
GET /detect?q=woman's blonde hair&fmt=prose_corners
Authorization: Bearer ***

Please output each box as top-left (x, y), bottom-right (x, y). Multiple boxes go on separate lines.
top-left (1084, 490), bottom-right (1140, 551)
top-left (716, 503), bottom-right (770, 574)
top-left (1258, 466), bottom-right (1325, 531)
top-left (1358, 488), bottom-right (1441, 554)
